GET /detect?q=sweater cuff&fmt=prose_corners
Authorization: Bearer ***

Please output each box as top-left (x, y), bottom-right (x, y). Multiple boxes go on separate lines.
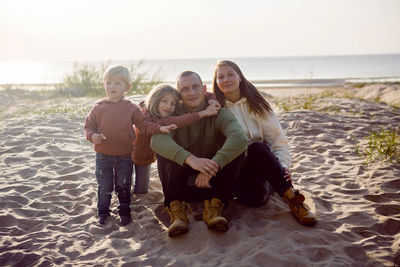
top-left (212, 154), bottom-right (228, 170)
top-left (174, 149), bottom-right (192, 166)
top-left (87, 133), bottom-right (94, 143)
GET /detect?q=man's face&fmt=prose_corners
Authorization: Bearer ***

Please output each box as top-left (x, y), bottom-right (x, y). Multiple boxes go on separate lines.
top-left (177, 74), bottom-right (206, 111)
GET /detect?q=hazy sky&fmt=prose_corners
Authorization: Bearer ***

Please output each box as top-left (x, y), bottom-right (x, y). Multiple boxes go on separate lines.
top-left (1, 0), bottom-right (399, 61)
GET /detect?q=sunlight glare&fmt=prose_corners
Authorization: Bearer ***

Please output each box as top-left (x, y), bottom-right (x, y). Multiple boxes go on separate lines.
top-left (0, 61), bottom-right (45, 84)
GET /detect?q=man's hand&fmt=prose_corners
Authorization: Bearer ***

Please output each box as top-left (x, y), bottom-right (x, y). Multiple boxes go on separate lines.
top-left (160, 124), bottom-right (177, 133)
top-left (184, 155), bottom-right (219, 177)
top-left (195, 172), bottom-right (212, 188)
top-left (92, 133), bottom-right (106, 144)
top-left (283, 168), bottom-right (292, 183)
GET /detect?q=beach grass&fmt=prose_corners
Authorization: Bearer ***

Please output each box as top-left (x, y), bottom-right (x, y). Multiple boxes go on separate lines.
top-left (0, 61), bottom-right (162, 120)
top-left (355, 128), bottom-right (400, 164)
top-left (53, 61), bottom-right (162, 97)
top-left (29, 101), bottom-right (92, 118)
top-left (271, 88), bottom-right (356, 113)
top-left (270, 87), bottom-right (399, 114)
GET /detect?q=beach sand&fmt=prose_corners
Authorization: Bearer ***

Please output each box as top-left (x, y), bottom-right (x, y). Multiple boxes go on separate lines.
top-left (0, 86), bottom-right (399, 266)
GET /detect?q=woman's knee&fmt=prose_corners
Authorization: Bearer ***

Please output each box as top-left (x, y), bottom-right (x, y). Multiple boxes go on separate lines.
top-left (248, 142), bottom-right (272, 156)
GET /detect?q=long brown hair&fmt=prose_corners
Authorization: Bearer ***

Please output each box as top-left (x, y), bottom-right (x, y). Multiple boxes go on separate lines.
top-left (145, 84), bottom-right (180, 118)
top-left (212, 60), bottom-right (272, 117)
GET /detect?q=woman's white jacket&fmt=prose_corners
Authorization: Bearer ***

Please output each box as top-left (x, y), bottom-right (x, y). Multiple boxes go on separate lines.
top-left (225, 97), bottom-right (292, 169)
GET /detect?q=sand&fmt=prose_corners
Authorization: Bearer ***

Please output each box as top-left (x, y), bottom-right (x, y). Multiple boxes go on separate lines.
top-left (0, 86), bottom-right (399, 266)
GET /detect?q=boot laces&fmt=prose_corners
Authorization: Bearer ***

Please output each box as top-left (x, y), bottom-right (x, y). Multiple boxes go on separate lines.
top-left (167, 201), bottom-right (191, 222)
top-left (290, 194), bottom-right (308, 216)
top-left (206, 201), bottom-right (223, 219)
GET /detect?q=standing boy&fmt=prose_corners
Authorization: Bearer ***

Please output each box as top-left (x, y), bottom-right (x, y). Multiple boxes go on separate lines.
top-left (84, 65), bottom-right (175, 226)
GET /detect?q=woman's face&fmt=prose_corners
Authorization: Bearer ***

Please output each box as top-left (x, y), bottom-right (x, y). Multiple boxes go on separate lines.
top-left (215, 65), bottom-right (242, 96)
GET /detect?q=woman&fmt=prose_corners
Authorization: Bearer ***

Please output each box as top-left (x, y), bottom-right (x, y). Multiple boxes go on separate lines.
top-left (212, 60), bottom-right (316, 225)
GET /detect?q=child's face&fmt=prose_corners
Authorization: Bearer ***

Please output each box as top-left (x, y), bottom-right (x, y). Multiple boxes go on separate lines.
top-left (104, 75), bottom-right (130, 102)
top-left (157, 93), bottom-right (177, 117)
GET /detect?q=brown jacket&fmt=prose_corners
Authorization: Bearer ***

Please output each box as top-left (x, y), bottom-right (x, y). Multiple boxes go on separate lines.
top-left (84, 98), bottom-right (161, 156)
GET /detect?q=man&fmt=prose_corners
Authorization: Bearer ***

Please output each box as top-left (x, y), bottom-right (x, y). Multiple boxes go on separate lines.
top-left (150, 71), bottom-right (248, 237)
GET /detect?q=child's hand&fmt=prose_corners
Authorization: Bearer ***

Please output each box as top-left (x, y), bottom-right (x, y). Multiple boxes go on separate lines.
top-left (208, 99), bottom-right (221, 109)
top-left (199, 102), bottom-right (220, 118)
top-left (160, 124), bottom-right (177, 133)
top-left (139, 100), bottom-right (146, 111)
top-left (92, 133), bottom-right (106, 144)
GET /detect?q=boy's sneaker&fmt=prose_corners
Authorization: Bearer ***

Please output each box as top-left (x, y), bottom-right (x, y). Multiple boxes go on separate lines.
top-left (98, 214), bottom-right (109, 225)
top-left (120, 215), bottom-right (132, 226)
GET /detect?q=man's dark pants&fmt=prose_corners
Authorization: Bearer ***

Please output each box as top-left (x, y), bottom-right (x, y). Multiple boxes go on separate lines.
top-left (156, 154), bottom-right (244, 207)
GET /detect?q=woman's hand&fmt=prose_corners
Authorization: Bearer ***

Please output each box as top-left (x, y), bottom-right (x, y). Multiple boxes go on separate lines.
top-left (195, 172), bottom-right (212, 188)
top-left (92, 133), bottom-right (106, 144)
top-left (160, 124), bottom-right (177, 133)
top-left (283, 168), bottom-right (292, 183)
top-left (184, 155), bottom-right (219, 176)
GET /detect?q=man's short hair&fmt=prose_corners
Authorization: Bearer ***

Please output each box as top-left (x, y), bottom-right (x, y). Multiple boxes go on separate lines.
top-left (176, 71), bottom-right (203, 91)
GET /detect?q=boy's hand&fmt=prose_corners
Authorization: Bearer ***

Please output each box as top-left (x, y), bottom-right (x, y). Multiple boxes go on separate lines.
top-left (199, 102), bottom-right (220, 118)
top-left (195, 172), bottom-right (212, 188)
top-left (160, 124), bottom-right (177, 133)
top-left (92, 133), bottom-right (106, 144)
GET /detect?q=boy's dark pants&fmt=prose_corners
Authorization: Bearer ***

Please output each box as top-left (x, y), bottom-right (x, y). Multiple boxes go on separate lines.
top-left (233, 142), bottom-right (292, 207)
top-left (157, 154), bottom-right (244, 207)
top-left (95, 153), bottom-right (132, 217)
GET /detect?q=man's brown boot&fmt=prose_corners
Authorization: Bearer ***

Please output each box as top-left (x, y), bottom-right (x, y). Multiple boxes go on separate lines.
top-left (167, 200), bottom-right (189, 237)
top-left (203, 198), bottom-right (228, 232)
top-left (283, 190), bottom-right (316, 225)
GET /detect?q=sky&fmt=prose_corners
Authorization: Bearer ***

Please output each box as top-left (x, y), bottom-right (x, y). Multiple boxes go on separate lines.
top-left (1, 0), bottom-right (400, 61)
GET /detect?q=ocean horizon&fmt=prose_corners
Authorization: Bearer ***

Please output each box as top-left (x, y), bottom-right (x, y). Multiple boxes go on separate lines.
top-left (1, 54), bottom-right (400, 88)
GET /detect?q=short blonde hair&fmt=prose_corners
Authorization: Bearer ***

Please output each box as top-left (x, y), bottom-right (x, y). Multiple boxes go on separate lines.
top-left (103, 65), bottom-right (131, 84)
top-left (145, 84), bottom-right (180, 118)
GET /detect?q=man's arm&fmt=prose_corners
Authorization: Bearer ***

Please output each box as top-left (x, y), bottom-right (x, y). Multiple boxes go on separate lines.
top-left (150, 133), bottom-right (190, 166)
top-left (211, 109), bottom-right (248, 169)
top-left (193, 109), bottom-right (247, 188)
top-left (150, 133), bottom-right (219, 176)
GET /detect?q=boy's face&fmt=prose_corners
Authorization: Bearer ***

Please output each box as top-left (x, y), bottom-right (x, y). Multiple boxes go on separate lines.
top-left (104, 75), bottom-right (130, 102)
top-left (177, 74), bottom-right (206, 112)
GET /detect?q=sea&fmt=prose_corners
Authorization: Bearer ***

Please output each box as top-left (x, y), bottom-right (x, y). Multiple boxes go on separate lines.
top-left (1, 54), bottom-right (399, 89)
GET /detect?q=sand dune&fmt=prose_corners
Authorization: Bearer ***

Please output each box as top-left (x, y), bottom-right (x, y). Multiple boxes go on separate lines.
top-left (0, 88), bottom-right (399, 266)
